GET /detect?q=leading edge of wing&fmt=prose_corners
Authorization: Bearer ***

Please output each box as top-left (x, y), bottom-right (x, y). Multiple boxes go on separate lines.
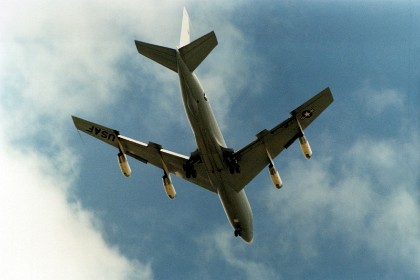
top-left (72, 116), bottom-right (215, 193)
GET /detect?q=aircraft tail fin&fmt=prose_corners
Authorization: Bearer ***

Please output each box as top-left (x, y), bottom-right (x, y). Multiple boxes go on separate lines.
top-left (134, 8), bottom-right (218, 73)
top-left (179, 7), bottom-right (191, 47)
top-left (178, 8), bottom-right (218, 71)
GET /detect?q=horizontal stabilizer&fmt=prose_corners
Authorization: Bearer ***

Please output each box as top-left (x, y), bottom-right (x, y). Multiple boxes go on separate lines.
top-left (179, 31), bottom-right (218, 72)
top-left (135, 41), bottom-right (178, 72)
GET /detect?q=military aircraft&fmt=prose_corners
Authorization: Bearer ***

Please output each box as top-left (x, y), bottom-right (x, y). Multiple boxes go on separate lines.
top-left (72, 8), bottom-right (333, 243)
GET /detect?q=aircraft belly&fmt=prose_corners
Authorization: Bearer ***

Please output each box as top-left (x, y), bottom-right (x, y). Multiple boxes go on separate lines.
top-left (179, 73), bottom-right (226, 172)
top-left (216, 180), bottom-right (253, 242)
top-left (177, 53), bottom-right (253, 241)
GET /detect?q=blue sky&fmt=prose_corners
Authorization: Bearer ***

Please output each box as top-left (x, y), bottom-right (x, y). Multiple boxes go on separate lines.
top-left (1, 0), bottom-right (419, 279)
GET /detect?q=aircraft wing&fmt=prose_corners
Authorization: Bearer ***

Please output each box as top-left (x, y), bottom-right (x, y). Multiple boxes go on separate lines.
top-left (231, 87), bottom-right (334, 191)
top-left (72, 116), bottom-right (215, 193)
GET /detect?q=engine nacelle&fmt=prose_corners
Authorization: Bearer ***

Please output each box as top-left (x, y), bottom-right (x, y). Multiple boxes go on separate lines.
top-left (117, 152), bottom-right (132, 177)
top-left (269, 164), bottom-right (283, 189)
top-left (162, 174), bottom-right (176, 199)
top-left (299, 135), bottom-right (312, 159)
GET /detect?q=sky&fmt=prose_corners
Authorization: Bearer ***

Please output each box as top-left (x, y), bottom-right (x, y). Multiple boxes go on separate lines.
top-left (1, 0), bottom-right (419, 279)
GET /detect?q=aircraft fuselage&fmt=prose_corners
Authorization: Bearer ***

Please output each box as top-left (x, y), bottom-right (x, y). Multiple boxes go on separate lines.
top-left (176, 50), bottom-right (253, 243)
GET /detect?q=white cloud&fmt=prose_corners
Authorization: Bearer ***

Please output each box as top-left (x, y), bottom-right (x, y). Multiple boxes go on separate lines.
top-left (197, 228), bottom-right (278, 280)
top-left (199, 23), bottom-right (258, 131)
top-left (0, 136), bottom-right (153, 280)
top-left (0, 1), bottom-right (174, 279)
top-left (262, 132), bottom-right (420, 274)
top-left (1, 0), bottom-right (133, 124)
top-left (357, 82), bottom-right (404, 115)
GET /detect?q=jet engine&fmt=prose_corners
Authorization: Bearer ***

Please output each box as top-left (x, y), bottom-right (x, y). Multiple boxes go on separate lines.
top-left (299, 135), bottom-right (312, 159)
top-left (117, 152), bottom-right (132, 177)
top-left (162, 174), bottom-right (176, 199)
top-left (269, 163), bottom-right (283, 189)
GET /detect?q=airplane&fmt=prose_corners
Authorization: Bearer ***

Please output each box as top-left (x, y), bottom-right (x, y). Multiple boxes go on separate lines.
top-left (72, 8), bottom-right (333, 243)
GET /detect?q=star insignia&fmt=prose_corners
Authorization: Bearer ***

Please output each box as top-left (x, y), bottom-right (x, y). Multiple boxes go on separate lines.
top-left (300, 109), bottom-right (315, 120)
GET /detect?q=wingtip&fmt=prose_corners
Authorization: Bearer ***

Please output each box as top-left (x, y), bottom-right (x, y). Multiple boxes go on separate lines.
top-left (71, 115), bottom-right (81, 130)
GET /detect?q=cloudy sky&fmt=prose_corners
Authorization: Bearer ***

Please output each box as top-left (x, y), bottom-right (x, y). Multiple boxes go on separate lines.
top-left (1, 0), bottom-right (419, 279)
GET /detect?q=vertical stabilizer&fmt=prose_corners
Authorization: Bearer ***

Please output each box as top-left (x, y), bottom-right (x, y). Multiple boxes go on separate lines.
top-left (179, 7), bottom-right (191, 47)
